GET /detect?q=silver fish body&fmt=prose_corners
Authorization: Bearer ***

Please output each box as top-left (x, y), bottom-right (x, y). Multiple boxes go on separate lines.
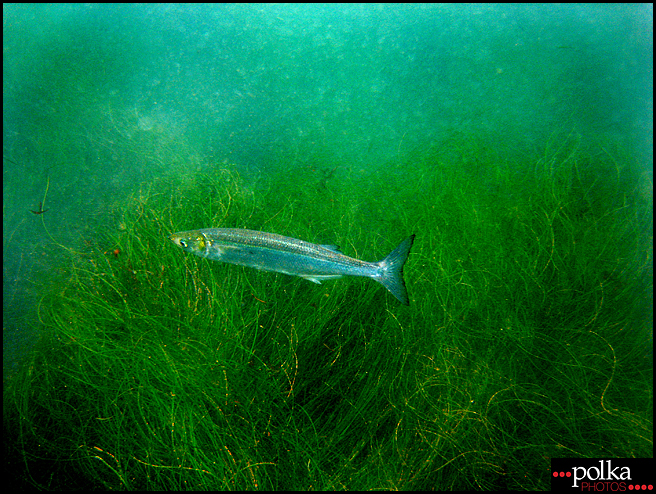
top-left (169, 228), bottom-right (414, 305)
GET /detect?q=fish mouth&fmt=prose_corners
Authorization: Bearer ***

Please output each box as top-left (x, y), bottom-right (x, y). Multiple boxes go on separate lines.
top-left (169, 234), bottom-right (184, 248)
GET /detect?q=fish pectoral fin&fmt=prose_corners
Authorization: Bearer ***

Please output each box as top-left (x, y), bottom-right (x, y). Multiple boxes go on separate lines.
top-left (301, 274), bottom-right (343, 284)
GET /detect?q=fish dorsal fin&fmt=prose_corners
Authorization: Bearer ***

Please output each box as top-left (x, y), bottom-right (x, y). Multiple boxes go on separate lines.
top-left (320, 244), bottom-right (341, 253)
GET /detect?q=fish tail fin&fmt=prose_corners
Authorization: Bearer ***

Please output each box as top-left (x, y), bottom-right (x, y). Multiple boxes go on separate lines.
top-left (375, 234), bottom-right (415, 305)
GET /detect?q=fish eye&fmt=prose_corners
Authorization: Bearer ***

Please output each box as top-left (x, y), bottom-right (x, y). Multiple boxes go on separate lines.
top-left (179, 239), bottom-right (188, 248)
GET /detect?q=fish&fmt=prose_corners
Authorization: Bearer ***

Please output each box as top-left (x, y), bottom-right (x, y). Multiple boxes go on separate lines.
top-left (169, 228), bottom-right (415, 305)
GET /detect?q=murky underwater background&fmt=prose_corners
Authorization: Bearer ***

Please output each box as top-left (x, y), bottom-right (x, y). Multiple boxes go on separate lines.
top-left (3, 4), bottom-right (652, 489)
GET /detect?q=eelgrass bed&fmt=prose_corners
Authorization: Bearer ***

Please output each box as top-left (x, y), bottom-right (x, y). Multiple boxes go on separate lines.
top-left (4, 132), bottom-right (652, 489)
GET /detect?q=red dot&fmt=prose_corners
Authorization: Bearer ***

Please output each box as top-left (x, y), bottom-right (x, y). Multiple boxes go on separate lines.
top-left (553, 472), bottom-right (558, 477)
top-left (566, 472), bottom-right (571, 477)
top-left (560, 472), bottom-right (565, 477)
